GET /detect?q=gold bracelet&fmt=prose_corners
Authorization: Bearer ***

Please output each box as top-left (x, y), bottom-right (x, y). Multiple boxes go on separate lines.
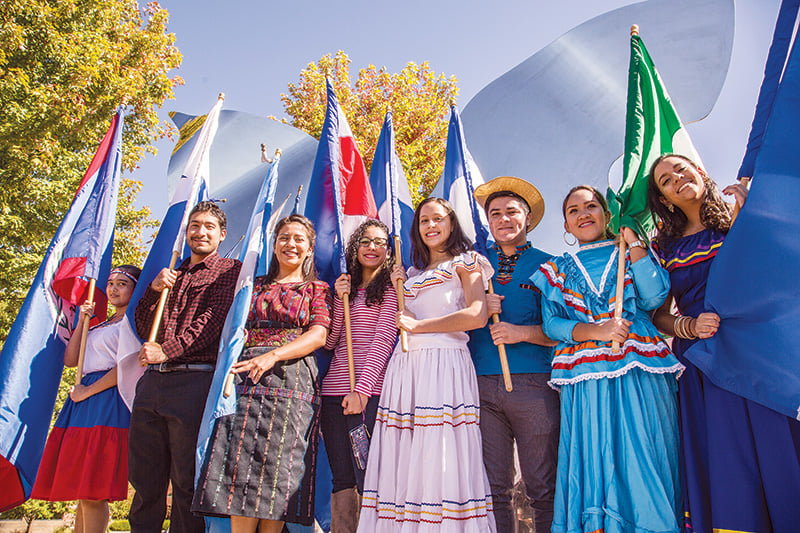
top-left (674, 316), bottom-right (697, 340)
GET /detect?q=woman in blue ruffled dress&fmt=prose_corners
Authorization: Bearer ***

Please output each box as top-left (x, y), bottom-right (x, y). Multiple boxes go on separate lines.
top-left (647, 153), bottom-right (800, 533)
top-left (530, 185), bottom-right (683, 533)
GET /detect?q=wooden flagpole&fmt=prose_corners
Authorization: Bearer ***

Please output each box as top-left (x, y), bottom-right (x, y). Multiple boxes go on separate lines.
top-left (394, 236), bottom-right (408, 352)
top-left (148, 250), bottom-right (180, 343)
top-left (75, 278), bottom-right (96, 386)
top-left (487, 280), bottom-right (513, 392)
top-left (611, 238), bottom-right (627, 354)
top-left (344, 292), bottom-right (356, 391)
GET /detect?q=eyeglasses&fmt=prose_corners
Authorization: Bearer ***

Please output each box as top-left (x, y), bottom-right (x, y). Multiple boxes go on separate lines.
top-left (358, 237), bottom-right (388, 248)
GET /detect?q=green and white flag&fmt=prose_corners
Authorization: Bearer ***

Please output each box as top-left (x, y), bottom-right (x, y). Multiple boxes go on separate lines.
top-left (608, 32), bottom-right (702, 236)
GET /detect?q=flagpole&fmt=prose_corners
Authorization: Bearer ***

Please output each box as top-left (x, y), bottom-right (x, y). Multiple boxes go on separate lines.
top-left (486, 280), bottom-right (513, 392)
top-left (611, 238), bottom-right (627, 354)
top-left (344, 292), bottom-right (356, 391)
top-left (148, 251), bottom-right (180, 343)
top-left (74, 278), bottom-right (96, 386)
top-left (394, 236), bottom-right (408, 352)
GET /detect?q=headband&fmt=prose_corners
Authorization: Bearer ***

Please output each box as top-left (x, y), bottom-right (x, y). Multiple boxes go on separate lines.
top-left (109, 269), bottom-right (139, 284)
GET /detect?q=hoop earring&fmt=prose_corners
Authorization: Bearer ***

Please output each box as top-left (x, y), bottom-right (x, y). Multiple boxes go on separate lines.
top-left (563, 231), bottom-right (577, 246)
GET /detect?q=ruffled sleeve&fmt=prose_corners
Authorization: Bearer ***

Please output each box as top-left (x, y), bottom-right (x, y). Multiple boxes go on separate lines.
top-left (630, 249), bottom-right (670, 311)
top-left (530, 256), bottom-right (580, 343)
top-left (452, 250), bottom-right (495, 290)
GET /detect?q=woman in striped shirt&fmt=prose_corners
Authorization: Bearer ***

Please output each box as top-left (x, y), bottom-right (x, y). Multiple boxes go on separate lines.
top-left (321, 219), bottom-right (398, 532)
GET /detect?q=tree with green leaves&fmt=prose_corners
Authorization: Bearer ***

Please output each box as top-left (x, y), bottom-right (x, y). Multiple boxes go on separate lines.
top-left (0, 0), bottom-right (182, 340)
top-left (280, 50), bottom-right (459, 204)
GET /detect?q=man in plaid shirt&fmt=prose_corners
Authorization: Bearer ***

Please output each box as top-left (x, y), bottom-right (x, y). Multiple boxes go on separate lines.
top-left (129, 201), bottom-right (241, 533)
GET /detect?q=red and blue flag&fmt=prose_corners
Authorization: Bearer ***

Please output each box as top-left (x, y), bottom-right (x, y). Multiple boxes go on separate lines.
top-left (0, 108), bottom-right (124, 510)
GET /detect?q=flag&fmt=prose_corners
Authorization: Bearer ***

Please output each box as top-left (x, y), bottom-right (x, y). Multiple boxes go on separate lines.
top-left (305, 79), bottom-right (377, 286)
top-left (370, 111), bottom-right (414, 266)
top-left (116, 95), bottom-right (224, 408)
top-left (686, 3), bottom-right (800, 420)
top-left (195, 154), bottom-right (290, 533)
top-left (435, 105), bottom-right (490, 253)
top-left (0, 109), bottom-right (124, 511)
top-left (607, 30), bottom-right (702, 236)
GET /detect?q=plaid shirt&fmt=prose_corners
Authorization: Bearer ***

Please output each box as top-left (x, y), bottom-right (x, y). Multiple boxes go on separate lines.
top-left (135, 252), bottom-right (242, 364)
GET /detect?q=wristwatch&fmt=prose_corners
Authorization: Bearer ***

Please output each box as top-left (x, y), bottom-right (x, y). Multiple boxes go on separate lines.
top-left (628, 240), bottom-right (647, 250)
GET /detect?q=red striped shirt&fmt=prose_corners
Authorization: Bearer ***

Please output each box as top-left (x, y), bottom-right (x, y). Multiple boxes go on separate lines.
top-left (322, 286), bottom-right (398, 396)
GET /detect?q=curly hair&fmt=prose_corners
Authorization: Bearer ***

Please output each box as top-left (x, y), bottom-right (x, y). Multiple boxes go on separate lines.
top-left (561, 185), bottom-right (615, 240)
top-left (647, 154), bottom-right (731, 247)
top-left (344, 219), bottom-right (394, 306)
top-left (410, 197), bottom-right (471, 269)
top-left (265, 214), bottom-right (318, 283)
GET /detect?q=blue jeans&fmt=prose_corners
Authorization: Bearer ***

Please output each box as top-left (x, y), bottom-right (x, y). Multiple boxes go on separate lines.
top-left (320, 395), bottom-right (379, 494)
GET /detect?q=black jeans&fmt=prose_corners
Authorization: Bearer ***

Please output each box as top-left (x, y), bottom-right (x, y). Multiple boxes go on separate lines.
top-left (128, 369), bottom-right (213, 533)
top-left (478, 373), bottom-right (560, 533)
top-left (320, 395), bottom-right (379, 494)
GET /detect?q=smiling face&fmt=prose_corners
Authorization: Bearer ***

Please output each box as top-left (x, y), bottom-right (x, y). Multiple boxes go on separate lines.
top-left (106, 272), bottom-right (135, 310)
top-left (563, 188), bottom-right (610, 245)
top-left (418, 200), bottom-right (453, 251)
top-left (274, 221), bottom-right (312, 273)
top-left (186, 211), bottom-right (226, 260)
top-left (357, 225), bottom-right (389, 273)
top-left (487, 195), bottom-right (530, 249)
top-left (652, 155), bottom-right (707, 211)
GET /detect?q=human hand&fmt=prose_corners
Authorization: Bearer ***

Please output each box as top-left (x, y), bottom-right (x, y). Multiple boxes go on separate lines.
top-left (396, 309), bottom-right (419, 333)
top-left (723, 181), bottom-right (749, 210)
top-left (390, 264), bottom-right (407, 287)
top-left (150, 268), bottom-right (177, 292)
top-left (342, 391), bottom-right (369, 415)
top-left (595, 317), bottom-right (631, 343)
top-left (334, 274), bottom-right (351, 300)
top-left (78, 301), bottom-right (96, 320)
top-left (693, 312), bottom-right (720, 339)
top-left (489, 322), bottom-right (524, 345)
top-left (231, 351), bottom-right (279, 382)
top-left (138, 342), bottom-right (168, 366)
top-left (69, 384), bottom-right (92, 403)
top-left (486, 293), bottom-right (504, 316)
top-left (619, 226), bottom-right (641, 246)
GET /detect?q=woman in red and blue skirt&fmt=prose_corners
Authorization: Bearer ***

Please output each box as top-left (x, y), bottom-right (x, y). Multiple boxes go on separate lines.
top-left (32, 265), bottom-right (142, 533)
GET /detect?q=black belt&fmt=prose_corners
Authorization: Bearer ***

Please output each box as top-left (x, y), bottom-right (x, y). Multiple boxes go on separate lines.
top-left (147, 362), bottom-right (215, 373)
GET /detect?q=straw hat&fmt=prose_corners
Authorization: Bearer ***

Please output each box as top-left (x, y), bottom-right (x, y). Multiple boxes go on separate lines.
top-left (474, 176), bottom-right (545, 233)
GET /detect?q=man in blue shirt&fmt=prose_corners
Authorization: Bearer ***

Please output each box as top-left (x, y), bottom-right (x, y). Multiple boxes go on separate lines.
top-left (469, 176), bottom-right (560, 533)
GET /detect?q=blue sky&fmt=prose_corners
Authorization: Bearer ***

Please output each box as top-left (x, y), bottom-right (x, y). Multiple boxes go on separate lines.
top-left (134, 0), bottom-right (780, 223)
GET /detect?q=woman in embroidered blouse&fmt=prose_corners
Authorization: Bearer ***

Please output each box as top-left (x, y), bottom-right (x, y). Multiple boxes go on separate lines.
top-left (32, 265), bottom-right (142, 533)
top-left (357, 197), bottom-right (496, 532)
top-left (648, 154), bottom-right (800, 533)
top-left (530, 185), bottom-right (683, 533)
top-left (193, 214), bottom-right (331, 533)
top-left (321, 219), bottom-right (398, 532)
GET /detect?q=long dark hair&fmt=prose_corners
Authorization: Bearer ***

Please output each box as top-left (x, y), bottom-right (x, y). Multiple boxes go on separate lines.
top-left (410, 197), bottom-right (471, 269)
top-left (345, 219), bottom-right (394, 306)
top-left (647, 154), bottom-right (731, 246)
top-left (561, 185), bottom-right (615, 240)
top-left (265, 214), bottom-right (318, 283)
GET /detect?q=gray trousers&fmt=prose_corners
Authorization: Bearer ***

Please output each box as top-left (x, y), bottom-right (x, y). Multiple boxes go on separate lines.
top-left (478, 373), bottom-right (560, 533)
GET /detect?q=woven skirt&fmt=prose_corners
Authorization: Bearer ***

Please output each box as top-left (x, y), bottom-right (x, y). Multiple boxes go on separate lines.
top-left (193, 345), bottom-right (321, 525)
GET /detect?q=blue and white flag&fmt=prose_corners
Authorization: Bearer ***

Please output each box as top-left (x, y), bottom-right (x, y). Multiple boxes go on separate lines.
top-left (116, 95), bottom-right (224, 395)
top-left (195, 153), bottom-right (289, 533)
top-left (370, 111), bottom-right (414, 266)
top-left (686, 3), bottom-right (800, 420)
top-left (0, 109), bottom-right (124, 511)
top-left (435, 105), bottom-right (490, 254)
